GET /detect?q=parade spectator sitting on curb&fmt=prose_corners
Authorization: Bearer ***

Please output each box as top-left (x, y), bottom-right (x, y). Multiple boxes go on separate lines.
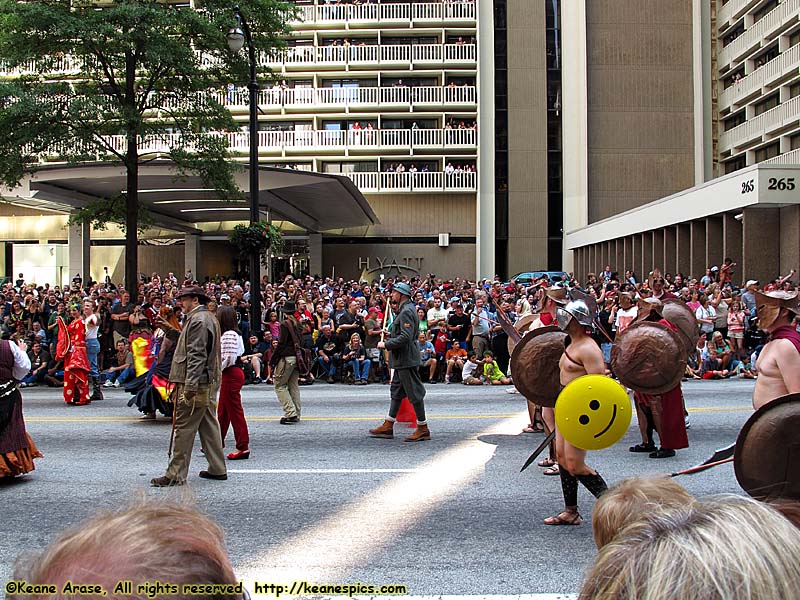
top-left (343, 333), bottom-right (370, 385)
top-left (20, 341), bottom-right (51, 387)
top-left (462, 351), bottom-right (484, 385)
top-left (445, 339), bottom-right (467, 383)
top-left (240, 334), bottom-right (266, 384)
top-left (482, 350), bottom-right (511, 385)
top-left (103, 339), bottom-right (134, 388)
top-left (417, 332), bottom-right (438, 383)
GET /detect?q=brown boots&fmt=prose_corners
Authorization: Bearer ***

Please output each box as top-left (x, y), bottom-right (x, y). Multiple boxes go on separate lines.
top-left (369, 420), bottom-right (395, 439)
top-left (403, 423), bottom-right (431, 442)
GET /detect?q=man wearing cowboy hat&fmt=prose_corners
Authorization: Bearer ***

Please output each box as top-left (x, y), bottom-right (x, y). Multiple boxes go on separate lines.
top-left (151, 286), bottom-right (226, 487)
top-left (369, 281), bottom-right (430, 442)
top-left (753, 290), bottom-right (800, 410)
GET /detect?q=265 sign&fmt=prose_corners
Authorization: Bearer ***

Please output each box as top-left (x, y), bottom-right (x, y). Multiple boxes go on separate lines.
top-left (767, 177), bottom-right (795, 191)
top-left (740, 176), bottom-right (796, 194)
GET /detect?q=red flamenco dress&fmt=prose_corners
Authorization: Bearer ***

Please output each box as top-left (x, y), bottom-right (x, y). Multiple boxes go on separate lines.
top-left (57, 317), bottom-right (91, 405)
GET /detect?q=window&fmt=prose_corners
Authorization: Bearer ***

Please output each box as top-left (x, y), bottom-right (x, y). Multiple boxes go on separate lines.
top-left (791, 28), bottom-right (800, 48)
top-left (322, 162), bottom-right (378, 174)
top-left (321, 78), bottom-right (378, 88)
top-left (380, 118), bottom-right (438, 129)
top-left (382, 36), bottom-right (438, 45)
top-left (723, 67), bottom-right (745, 88)
top-left (723, 110), bottom-right (746, 131)
top-left (723, 21), bottom-right (744, 47)
top-left (754, 92), bottom-right (779, 116)
top-left (752, 41), bottom-right (779, 69)
top-left (724, 155), bottom-right (747, 174)
top-left (790, 81), bottom-right (800, 98)
top-left (791, 133), bottom-right (800, 150)
top-left (753, 0), bottom-right (779, 24)
top-left (754, 142), bottom-right (780, 162)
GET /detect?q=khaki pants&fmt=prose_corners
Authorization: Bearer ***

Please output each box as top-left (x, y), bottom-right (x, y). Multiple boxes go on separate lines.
top-left (274, 357), bottom-right (301, 418)
top-left (165, 384), bottom-right (226, 483)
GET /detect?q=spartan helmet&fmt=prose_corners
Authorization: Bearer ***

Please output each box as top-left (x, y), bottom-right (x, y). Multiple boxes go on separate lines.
top-left (557, 299), bottom-right (594, 331)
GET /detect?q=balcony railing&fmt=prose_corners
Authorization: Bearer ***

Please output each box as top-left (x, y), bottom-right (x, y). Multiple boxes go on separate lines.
top-left (764, 147), bottom-right (800, 164)
top-left (58, 128), bottom-right (477, 158)
top-left (347, 171), bottom-right (477, 193)
top-left (228, 85), bottom-right (476, 110)
top-left (718, 43), bottom-right (800, 109)
top-left (718, 0), bottom-right (800, 68)
top-left (268, 44), bottom-right (476, 69)
top-left (719, 94), bottom-right (800, 152)
top-left (291, 1), bottom-right (477, 26)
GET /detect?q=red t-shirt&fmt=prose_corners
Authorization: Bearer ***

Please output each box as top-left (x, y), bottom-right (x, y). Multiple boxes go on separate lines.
top-left (433, 330), bottom-right (449, 354)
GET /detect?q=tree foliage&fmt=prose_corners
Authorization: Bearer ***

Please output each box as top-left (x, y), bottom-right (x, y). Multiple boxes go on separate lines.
top-left (0, 0), bottom-right (294, 290)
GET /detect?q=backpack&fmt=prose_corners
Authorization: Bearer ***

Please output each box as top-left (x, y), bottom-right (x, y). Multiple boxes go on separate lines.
top-left (285, 320), bottom-right (313, 377)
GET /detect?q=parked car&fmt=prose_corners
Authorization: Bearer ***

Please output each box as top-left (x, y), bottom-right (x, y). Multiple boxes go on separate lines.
top-left (508, 271), bottom-right (569, 287)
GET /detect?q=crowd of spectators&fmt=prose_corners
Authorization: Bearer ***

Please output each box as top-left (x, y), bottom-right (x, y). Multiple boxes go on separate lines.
top-left (1, 257), bottom-right (797, 392)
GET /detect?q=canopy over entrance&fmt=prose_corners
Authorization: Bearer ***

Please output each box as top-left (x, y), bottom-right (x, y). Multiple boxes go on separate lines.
top-left (2, 161), bottom-right (379, 233)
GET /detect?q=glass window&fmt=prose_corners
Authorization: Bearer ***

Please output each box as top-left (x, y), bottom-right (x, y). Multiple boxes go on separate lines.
top-left (754, 92), bottom-right (779, 115)
top-left (754, 142), bottom-right (780, 162)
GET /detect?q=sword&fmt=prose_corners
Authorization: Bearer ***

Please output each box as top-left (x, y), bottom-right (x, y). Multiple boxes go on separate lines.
top-left (520, 429), bottom-right (556, 473)
top-left (670, 441), bottom-right (736, 477)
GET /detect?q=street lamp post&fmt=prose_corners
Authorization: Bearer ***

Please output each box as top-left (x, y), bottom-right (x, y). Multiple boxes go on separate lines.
top-left (227, 6), bottom-right (262, 335)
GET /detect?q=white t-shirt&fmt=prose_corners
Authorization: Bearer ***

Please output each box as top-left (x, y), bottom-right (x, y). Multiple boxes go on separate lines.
top-left (614, 306), bottom-right (638, 333)
top-left (462, 359), bottom-right (480, 380)
top-left (695, 305), bottom-right (716, 333)
top-left (221, 330), bottom-right (245, 370)
top-left (427, 307), bottom-right (448, 328)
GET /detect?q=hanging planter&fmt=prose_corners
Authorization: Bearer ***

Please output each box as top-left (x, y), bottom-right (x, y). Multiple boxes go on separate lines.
top-left (229, 221), bottom-right (284, 267)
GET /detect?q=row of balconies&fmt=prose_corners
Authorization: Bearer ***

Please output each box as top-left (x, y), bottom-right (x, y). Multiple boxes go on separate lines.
top-left (0, 43), bottom-right (476, 78)
top-left (347, 170), bottom-right (476, 193)
top-left (719, 93), bottom-right (800, 152)
top-left (38, 128), bottom-right (478, 158)
top-left (718, 0), bottom-right (799, 69)
top-left (191, 85), bottom-right (477, 112)
top-left (291, 2), bottom-right (476, 27)
top-left (260, 43), bottom-right (477, 70)
top-left (718, 42), bottom-right (800, 109)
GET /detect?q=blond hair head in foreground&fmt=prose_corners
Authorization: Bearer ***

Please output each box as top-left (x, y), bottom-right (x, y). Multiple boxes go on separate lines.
top-left (11, 498), bottom-right (239, 600)
top-left (592, 476), bottom-right (695, 549)
top-left (580, 494), bottom-right (800, 600)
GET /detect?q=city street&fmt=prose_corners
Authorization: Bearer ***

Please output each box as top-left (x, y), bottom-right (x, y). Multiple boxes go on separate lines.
top-left (2, 378), bottom-right (755, 597)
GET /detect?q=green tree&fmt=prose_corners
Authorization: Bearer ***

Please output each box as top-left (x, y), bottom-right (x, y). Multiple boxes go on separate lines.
top-left (0, 0), bottom-right (293, 293)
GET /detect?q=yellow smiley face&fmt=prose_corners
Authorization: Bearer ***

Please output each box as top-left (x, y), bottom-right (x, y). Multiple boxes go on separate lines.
top-left (555, 374), bottom-right (632, 450)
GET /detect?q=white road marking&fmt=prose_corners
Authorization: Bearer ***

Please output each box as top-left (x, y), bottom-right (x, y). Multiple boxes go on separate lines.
top-left (236, 410), bottom-right (529, 588)
top-left (228, 468), bottom-right (418, 474)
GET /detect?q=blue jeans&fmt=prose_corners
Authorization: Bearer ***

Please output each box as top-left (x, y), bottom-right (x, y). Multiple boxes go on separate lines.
top-left (86, 338), bottom-right (101, 377)
top-left (22, 370), bottom-right (46, 385)
top-left (349, 359), bottom-right (370, 381)
top-left (316, 355), bottom-right (337, 378)
top-left (103, 366), bottom-right (134, 385)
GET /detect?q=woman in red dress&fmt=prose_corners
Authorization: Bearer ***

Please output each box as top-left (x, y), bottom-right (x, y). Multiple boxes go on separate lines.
top-left (56, 304), bottom-right (91, 405)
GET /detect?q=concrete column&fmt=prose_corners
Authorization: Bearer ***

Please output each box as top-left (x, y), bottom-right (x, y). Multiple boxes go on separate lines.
top-left (690, 220), bottom-right (706, 279)
top-left (779, 207), bottom-right (800, 278)
top-left (705, 216), bottom-right (723, 271)
top-left (692, 0), bottom-right (713, 184)
top-left (561, 0), bottom-right (588, 271)
top-left (631, 234), bottom-right (642, 279)
top-left (308, 233), bottom-right (323, 278)
top-left (622, 237), bottom-right (632, 275)
top-left (614, 238), bottom-right (623, 274)
top-left (664, 227), bottom-right (677, 275)
top-left (184, 233), bottom-right (201, 281)
top-left (68, 222), bottom-right (90, 285)
top-left (743, 208), bottom-right (780, 286)
top-left (653, 229), bottom-right (665, 273)
top-left (723, 212), bottom-right (743, 267)
top-left (476, 0), bottom-right (495, 279)
top-left (677, 223), bottom-right (691, 276)
top-left (642, 231), bottom-right (653, 278)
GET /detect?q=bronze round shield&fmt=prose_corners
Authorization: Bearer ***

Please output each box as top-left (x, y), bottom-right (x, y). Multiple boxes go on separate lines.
top-left (610, 321), bottom-right (686, 395)
top-left (510, 325), bottom-right (567, 407)
top-left (507, 314), bottom-right (539, 355)
top-left (661, 298), bottom-right (699, 355)
top-left (735, 393), bottom-right (800, 501)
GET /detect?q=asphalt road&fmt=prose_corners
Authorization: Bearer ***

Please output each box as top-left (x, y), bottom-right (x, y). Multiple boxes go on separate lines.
top-left (2, 378), bottom-right (755, 597)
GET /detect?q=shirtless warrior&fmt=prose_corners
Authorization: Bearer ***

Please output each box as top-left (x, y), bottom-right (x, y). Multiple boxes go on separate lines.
top-left (544, 299), bottom-right (609, 526)
top-left (753, 290), bottom-right (800, 410)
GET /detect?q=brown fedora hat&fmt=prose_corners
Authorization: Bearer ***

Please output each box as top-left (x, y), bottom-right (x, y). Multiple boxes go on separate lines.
top-left (176, 285), bottom-right (211, 303)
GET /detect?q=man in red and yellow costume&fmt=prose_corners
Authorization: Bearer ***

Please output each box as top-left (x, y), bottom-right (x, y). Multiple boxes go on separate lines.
top-left (56, 304), bottom-right (91, 405)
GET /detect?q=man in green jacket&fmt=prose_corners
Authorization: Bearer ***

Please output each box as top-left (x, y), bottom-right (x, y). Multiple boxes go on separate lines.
top-left (369, 281), bottom-right (430, 442)
top-left (151, 286), bottom-right (227, 487)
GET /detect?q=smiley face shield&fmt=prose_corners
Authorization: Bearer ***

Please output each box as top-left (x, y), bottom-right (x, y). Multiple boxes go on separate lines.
top-left (555, 374), bottom-right (631, 450)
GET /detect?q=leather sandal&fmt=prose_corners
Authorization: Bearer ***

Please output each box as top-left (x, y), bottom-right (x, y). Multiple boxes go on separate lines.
top-left (543, 464), bottom-right (560, 476)
top-left (543, 510), bottom-right (582, 526)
